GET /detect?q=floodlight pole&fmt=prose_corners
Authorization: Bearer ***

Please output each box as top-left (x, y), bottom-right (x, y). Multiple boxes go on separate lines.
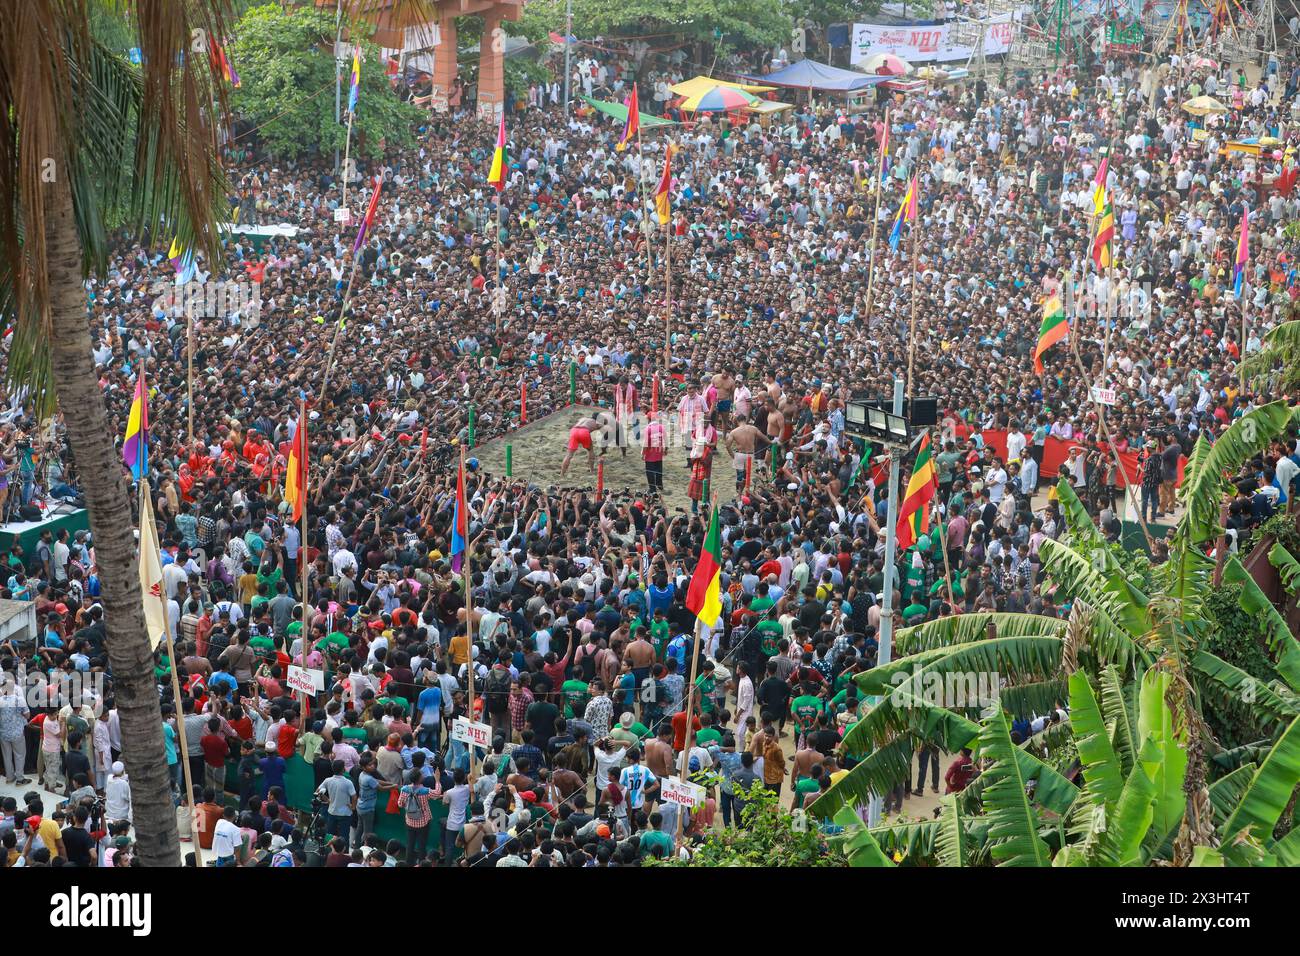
top-left (867, 375), bottom-right (904, 828)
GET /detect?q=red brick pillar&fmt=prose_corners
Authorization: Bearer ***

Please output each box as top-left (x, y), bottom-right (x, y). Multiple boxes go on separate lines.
top-left (477, 9), bottom-right (505, 121)
top-left (431, 15), bottom-right (457, 113)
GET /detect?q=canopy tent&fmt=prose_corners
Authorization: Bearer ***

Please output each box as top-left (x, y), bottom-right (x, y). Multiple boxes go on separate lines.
top-left (579, 95), bottom-right (676, 128)
top-left (669, 75), bottom-right (774, 98)
top-left (740, 58), bottom-right (887, 93)
top-left (747, 100), bottom-right (795, 115)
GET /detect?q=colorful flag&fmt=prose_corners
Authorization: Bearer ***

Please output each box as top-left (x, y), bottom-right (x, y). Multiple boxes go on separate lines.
top-left (168, 237), bottom-right (196, 285)
top-left (352, 175), bottom-right (383, 253)
top-left (617, 84), bottom-right (640, 152)
top-left (487, 115), bottom-right (508, 192)
top-left (1234, 205), bottom-right (1249, 298)
top-left (654, 147), bottom-right (674, 225)
top-left (887, 174), bottom-right (917, 251)
top-left (879, 121), bottom-right (891, 185)
top-left (1033, 294), bottom-right (1069, 374)
top-left (685, 503), bottom-right (723, 627)
top-left (284, 408), bottom-right (308, 522)
top-left (450, 458), bottom-right (468, 573)
top-left (348, 47), bottom-right (361, 114)
top-left (1092, 156), bottom-right (1109, 215)
top-left (138, 480), bottom-right (168, 651)
top-left (895, 433), bottom-right (936, 551)
top-left (211, 39), bottom-right (240, 88)
top-left (122, 370), bottom-right (148, 480)
top-left (1091, 193), bottom-right (1114, 270)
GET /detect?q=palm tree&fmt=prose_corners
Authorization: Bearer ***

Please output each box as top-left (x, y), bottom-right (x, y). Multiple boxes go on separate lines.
top-left (0, 1), bottom-right (235, 865)
top-left (812, 401), bottom-right (1300, 865)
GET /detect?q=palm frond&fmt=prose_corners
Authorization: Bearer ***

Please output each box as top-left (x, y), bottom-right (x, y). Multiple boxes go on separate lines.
top-left (977, 709), bottom-right (1053, 866)
top-left (1222, 556), bottom-right (1300, 692)
top-left (1137, 667), bottom-right (1188, 838)
top-left (1221, 714), bottom-right (1300, 845)
top-left (1176, 401), bottom-right (1297, 544)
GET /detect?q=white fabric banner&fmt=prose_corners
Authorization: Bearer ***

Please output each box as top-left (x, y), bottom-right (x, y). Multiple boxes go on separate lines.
top-left (851, 12), bottom-right (1018, 65)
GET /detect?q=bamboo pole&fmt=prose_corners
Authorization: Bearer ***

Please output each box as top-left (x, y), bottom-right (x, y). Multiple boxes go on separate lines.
top-left (297, 397), bottom-right (311, 785)
top-left (319, 254), bottom-right (362, 403)
top-left (906, 175), bottom-right (921, 401)
top-left (461, 443), bottom-right (477, 785)
top-left (675, 491), bottom-right (716, 844)
top-left (862, 105), bottom-right (890, 323)
top-left (186, 311), bottom-right (194, 444)
top-left (143, 476), bottom-right (198, 867)
top-left (341, 108), bottom-right (356, 211)
top-left (494, 190), bottom-right (504, 331)
top-left (663, 215), bottom-right (672, 371)
top-left (634, 92), bottom-right (655, 285)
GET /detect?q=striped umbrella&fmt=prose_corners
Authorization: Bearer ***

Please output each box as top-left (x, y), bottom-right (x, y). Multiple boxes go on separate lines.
top-left (678, 84), bottom-right (759, 112)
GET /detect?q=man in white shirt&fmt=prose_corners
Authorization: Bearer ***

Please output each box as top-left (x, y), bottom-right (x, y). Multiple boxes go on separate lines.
top-left (211, 806), bottom-right (242, 866)
top-left (105, 762), bottom-right (132, 825)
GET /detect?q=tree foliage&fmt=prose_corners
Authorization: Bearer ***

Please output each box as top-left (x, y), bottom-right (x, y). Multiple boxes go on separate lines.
top-left (515, 0), bottom-right (793, 50)
top-left (229, 3), bottom-right (422, 161)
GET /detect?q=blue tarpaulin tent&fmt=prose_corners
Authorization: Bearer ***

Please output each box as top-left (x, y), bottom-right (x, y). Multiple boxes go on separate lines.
top-left (740, 59), bottom-right (887, 93)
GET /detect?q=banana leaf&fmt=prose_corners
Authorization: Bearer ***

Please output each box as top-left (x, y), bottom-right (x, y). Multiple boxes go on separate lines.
top-left (895, 612), bottom-right (1063, 655)
top-left (1090, 741), bottom-right (1158, 866)
top-left (807, 736), bottom-right (916, 819)
top-left (1190, 846), bottom-right (1226, 866)
top-left (1137, 668), bottom-right (1188, 838)
top-left (1270, 542), bottom-right (1300, 596)
top-left (1037, 538), bottom-right (1150, 668)
top-left (935, 794), bottom-right (969, 867)
top-left (1222, 556), bottom-right (1300, 692)
top-left (1221, 714), bottom-right (1300, 844)
top-left (1193, 649), bottom-right (1298, 731)
top-left (854, 636), bottom-right (1064, 697)
top-left (1268, 825), bottom-right (1300, 866)
top-left (1207, 764), bottom-right (1259, 828)
top-left (977, 709), bottom-right (1053, 866)
top-left (1177, 401), bottom-right (1297, 543)
top-left (1099, 663), bottom-right (1137, 775)
top-left (998, 679), bottom-right (1070, 720)
top-left (833, 807), bottom-right (895, 866)
top-left (1068, 671), bottom-right (1124, 809)
top-left (1055, 479), bottom-right (1108, 554)
top-left (840, 687), bottom-right (981, 758)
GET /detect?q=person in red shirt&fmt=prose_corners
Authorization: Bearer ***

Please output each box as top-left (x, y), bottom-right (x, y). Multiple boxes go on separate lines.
top-left (945, 748), bottom-right (976, 793)
top-left (275, 712), bottom-right (300, 761)
top-left (199, 717), bottom-right (229, 795)
top-left (671, 693), bottom-right (702, 752)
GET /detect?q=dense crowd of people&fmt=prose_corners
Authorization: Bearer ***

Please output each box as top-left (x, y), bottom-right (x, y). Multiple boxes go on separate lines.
top-left (3, 31), bottom-right (1300, 867)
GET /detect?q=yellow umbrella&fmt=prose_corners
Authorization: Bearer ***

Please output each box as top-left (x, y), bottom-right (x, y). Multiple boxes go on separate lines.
top-left (669, 75), bottom-right (774, 98)
top-left (1181, 95), bottom-right (1229, 116)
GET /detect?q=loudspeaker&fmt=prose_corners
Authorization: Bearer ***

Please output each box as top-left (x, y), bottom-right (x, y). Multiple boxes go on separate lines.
top-left (908, 398), bottom-right (939, 427)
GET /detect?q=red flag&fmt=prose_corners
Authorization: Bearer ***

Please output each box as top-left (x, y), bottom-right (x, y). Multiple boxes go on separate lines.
top-left (520, 378), bottom-right (528, 423)
top-left (419, 428), bottom-right (428, 454)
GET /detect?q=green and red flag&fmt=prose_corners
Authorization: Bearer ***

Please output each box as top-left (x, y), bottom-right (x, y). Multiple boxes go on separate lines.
top-left (1033, 294), bottom-right (1068, 375)
top-left (685, 503), bottom-right (723, 626)
top-left (895, 433), bottom-right (936, 551)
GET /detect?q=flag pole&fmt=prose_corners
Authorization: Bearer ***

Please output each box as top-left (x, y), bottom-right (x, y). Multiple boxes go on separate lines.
top-left (929, 430), bottom-right (958, 611)
top-left (494, 189), bottom-right (504, 331)
top-left (298, 397), bottom-right (311, 768)
top-left (663, 211), bottom-right (672, 372)
top-left (906, 175), bottom-right (920, 401)
top-left (675, 491), bottom-right (715, 845)
top-left (319, 254), bottom-right (362, 403)
top-left (186, 310), bottom-right (194, 445)
top-left (633, 89), bottom-right (655, 285)
top-left (341, 98), bottom-right (356, 211)
top-left (460, 442), bottom-right (477, 785)
top-left (862, 105), bottom-right (889, 323)
top-left (142, 475), bottom-right (198, 867)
